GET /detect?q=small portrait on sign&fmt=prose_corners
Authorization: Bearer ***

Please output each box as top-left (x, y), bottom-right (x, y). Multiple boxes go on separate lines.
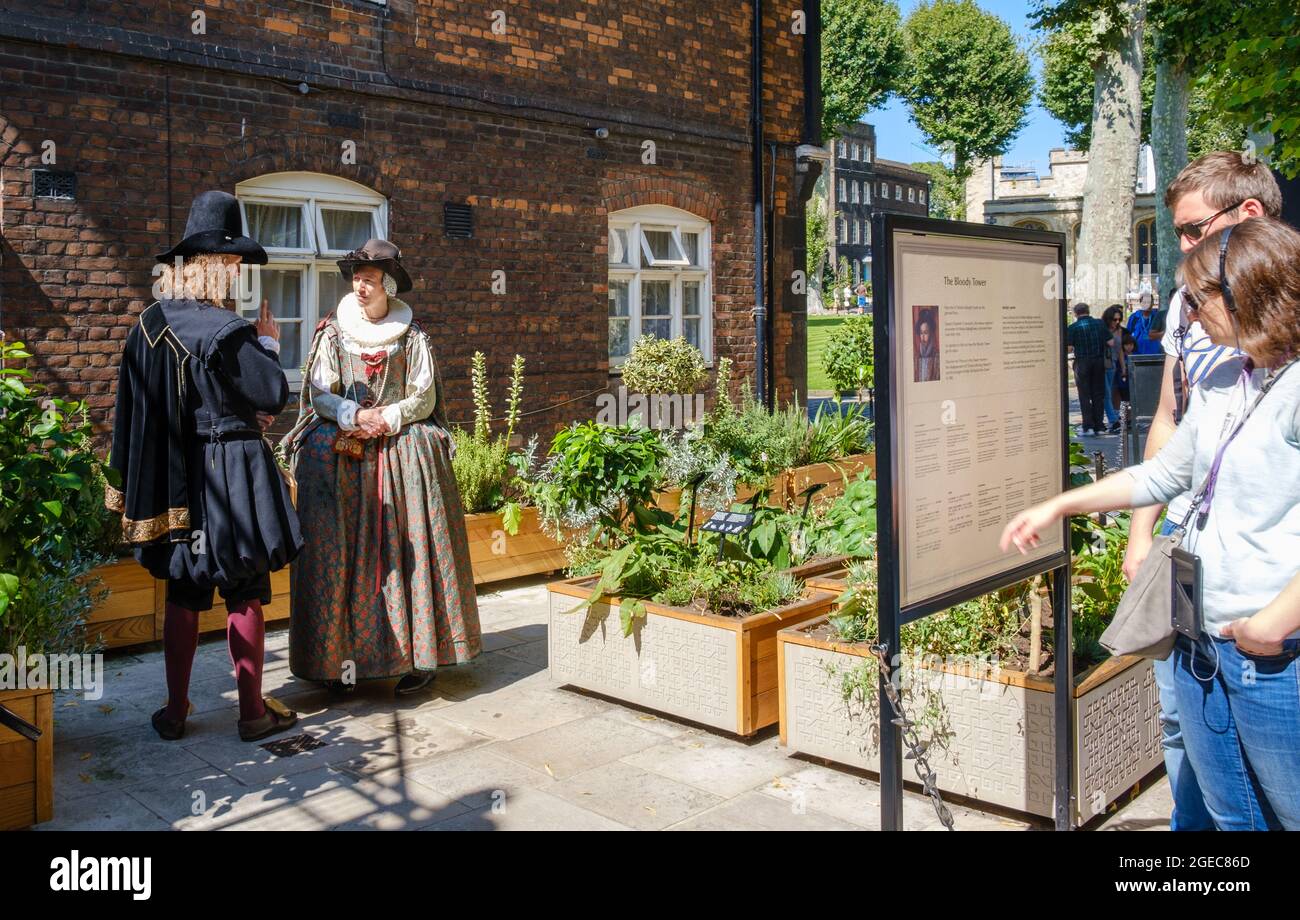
top-left (913, 305), bottom-right (941, 383)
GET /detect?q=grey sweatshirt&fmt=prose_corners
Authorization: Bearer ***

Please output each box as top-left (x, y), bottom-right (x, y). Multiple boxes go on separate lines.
top-left (1127, 355), bottom-right (1300, 638)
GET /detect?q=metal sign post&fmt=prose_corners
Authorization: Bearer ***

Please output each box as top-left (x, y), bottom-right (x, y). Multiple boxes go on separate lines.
top-left (871, 214), bottom-right (1074, 831)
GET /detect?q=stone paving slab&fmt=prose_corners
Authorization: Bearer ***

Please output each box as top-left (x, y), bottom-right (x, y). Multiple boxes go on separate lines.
top-left (491, 710), bottom-right (668, 780)
top-left (422, 787), bottom-right (632, 832)
top-left (549, 760), bottom-right (726, 830)
top-left (43, 573), bottom-right (1170, 831)
top-left (667, 789), bottom-right (859, 831)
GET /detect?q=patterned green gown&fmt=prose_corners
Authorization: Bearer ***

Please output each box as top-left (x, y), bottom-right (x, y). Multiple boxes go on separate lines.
top-left (286, 301), bottom-right (481, 681)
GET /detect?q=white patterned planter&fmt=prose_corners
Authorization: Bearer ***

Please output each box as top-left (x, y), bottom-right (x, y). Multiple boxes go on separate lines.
top-left (777, 616), bottom-right (1163, 823)
top-left (547, 577), bottom-right (836, 736)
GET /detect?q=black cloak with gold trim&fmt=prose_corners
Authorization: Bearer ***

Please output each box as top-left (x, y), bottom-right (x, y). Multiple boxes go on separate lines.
top-left (108, 299), bottom-right (302, 586)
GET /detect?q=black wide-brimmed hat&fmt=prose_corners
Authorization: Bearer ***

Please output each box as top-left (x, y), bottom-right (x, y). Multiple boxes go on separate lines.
top-left (336, 238), bottom-right (413, 294)
top-left (155, 190), bottom-right (268, 265)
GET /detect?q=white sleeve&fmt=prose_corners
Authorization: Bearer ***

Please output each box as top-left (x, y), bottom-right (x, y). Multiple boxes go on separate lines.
top-left (1162, 290), bottom-right (1184, 361)
top-left (258, 335), bottom-right (281, 355)
top-left (307, 332), bottom-right (360, 430)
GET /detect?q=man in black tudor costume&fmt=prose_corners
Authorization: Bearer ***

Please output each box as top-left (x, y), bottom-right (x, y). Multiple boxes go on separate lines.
top-left (106, 190), bottom-right (304, 742)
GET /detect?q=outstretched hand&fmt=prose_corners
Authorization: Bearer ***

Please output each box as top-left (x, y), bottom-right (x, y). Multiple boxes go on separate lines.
top-left (999, 501), bottom-right (1062, 555)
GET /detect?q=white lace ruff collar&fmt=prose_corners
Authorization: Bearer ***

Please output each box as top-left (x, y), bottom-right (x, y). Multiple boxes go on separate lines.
top-left (336, 292), bottom-right (412, 347)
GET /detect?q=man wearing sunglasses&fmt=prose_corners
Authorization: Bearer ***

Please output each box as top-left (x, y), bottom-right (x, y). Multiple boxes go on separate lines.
top-left (1122, 150), bottom-right (1282, 831)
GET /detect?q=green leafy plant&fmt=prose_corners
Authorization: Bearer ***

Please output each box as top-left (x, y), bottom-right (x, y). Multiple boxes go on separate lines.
top-left (700, 385), bottom-right (811, 485)
top-left (619, 335), bottom-right (707, 395)
top-left (807, 472), bottom-right (879, 560)
top-left (804, 399), bottom-right (873, 464)
top-left (0, 341), bottom-right (113, 655)
top-left (564, 492), bottom-right (809, 635)
top-left (822, 312), bottom-right (875, 397)
top-left (451, 352), bottom-right (528, 518)
top-left (528, 421), bottom-right (667, 541)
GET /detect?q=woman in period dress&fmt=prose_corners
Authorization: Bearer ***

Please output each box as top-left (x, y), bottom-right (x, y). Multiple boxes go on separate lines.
top-left (283, 239), bottom-right (481, 695)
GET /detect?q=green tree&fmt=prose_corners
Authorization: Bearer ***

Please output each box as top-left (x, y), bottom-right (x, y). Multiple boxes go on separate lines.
top-left (909, 160), bottom-right (963, 220)
top-left (806, 187), bottom-right (830, 291)
top-left (901, 0), bottom-right (1034, 186)
top-left (1034, 0), bottom-right (1147, 303)
top-left (822, 0), bottom-right (907, 138)
top-left (1153, 0), bottom-right (1298, 176)
top-left (1039, 19), bottom-right (1154, 150)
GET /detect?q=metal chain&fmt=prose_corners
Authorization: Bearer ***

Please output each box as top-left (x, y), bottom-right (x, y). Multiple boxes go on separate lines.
top-left (870, 644), bottom-right (956, 831)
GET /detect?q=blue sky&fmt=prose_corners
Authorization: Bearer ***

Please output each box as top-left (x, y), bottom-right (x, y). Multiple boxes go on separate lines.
top-left (867, 0), bottom-right (1067, 175)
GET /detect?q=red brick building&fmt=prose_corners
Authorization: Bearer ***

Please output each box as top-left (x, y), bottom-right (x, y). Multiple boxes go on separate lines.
top-left (0, 1), bottom-right (822, 444)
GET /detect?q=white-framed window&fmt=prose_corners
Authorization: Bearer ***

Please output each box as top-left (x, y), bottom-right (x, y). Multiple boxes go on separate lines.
top-left (851, 181), bottom-right (859, 204)
top-left (607, 204), bottom-right (712, 367)
top-left (852, 221), bottom-right (860, 244)
top-left (852, 143), bottom-right (861, 161)
top-left (864, 146), bottom-right (873, 164)
top-left (895, 184), bottom-right (902, 200)
top-left (838, 216), bottom-right (847, 242)
top-left (235, 172), bottom-right (388, 386)
top-left (880, 181), bottom-right (888, 197)
top-left (920, 188), bottom-right (927, 205)
top-left (838, 177), bottom-right (846, 202)
top-left (908, 187), bottom-right (915, 203)
top-left (838, 139), bottom-right (847, 158)
top-left (864, 183), bottom-right (871, 204)
top-left (864, 221), bottom-right (872, 246)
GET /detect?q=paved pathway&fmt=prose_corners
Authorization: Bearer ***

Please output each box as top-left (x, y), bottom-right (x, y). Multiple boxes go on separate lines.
top-left (42, 574), bottom-right (1168, 831)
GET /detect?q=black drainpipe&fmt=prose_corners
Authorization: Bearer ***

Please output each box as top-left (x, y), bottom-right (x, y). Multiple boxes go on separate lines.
top-left (803, 0), bottom-right (823, 147)
top-left (751, 0), bottom-right (767, 407)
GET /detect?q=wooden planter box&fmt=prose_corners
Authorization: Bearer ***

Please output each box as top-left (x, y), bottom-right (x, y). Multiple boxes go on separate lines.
top-left (0, 687), bottom-right (54, 830)
top-left (781, 452), bottom-right (875, 511)
top-left (465, 506), bottom-right (568, 585)
top-left (84, 557), bottom-right (163, 650)
top-left (778, 615), bottom-right (1163, 823)
top-left (548, 576), bottom-right (837, 736)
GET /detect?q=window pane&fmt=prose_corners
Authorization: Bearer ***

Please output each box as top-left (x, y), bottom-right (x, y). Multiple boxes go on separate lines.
top-left (683, 316), bottom-right (700, 348)
top-left (609, 319), bottom-right (631, 358)
top-left (318, 268), bottom-right (349, 315)
top-left (320, 208), bottom-right (373, 252)
top-left (641, 279), bottom-right (671, 339)
top-left (276, 321), bottom-right (303, 370)
top-left (683, 280), bottom-right (701, 317)
top-left (608, 279), bottom-right (630, 317)
top-left (642, 229), bottom-right (685, 264)
top-left (241, 268), bottom-right (304, 371)
top-left (245, 203), bottom-right (304, 249)
top-left (610, 227), bottom-right (630, 265)
top-left (609, 279), bottom-right (631, 358)
top-left (258, 269), bottom-right (304, 319)
top-left (642, 280), bottom-right (671, 317)
top-left (682, 232), bottom-right (701, 266)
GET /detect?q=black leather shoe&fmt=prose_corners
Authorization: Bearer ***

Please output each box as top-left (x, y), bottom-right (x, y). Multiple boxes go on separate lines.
top-left (394, 672), bottom-right (436, 696)
top-left (151, 707), bottom-right (185, 741)
top-left (324, 679), bottom-right (356, 697)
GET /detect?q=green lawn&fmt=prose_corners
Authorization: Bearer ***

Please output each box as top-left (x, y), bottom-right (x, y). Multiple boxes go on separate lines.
top-left (806, 314), bottom-right (846, 394)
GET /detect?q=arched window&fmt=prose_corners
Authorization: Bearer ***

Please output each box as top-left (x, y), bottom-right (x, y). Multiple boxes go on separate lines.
top-left (1135, 218), bottom-right (1157, 276)
top-left (1014, 219), bottom-right (1048, 231)
top-left (235, 172), bottom-right (388, 383)
top-left (607, 204), bottom-right (712, 366)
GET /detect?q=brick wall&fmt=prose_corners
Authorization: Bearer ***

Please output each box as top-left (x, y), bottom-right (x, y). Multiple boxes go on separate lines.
top-left (0, 1), bottom-right (810, 446)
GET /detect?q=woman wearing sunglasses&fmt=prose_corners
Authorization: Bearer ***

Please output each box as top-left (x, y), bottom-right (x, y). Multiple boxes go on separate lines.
top-left (1002, 216), bottom-right (1300, 830)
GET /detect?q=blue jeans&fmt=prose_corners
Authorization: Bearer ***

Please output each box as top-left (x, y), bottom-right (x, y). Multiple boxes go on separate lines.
top-left (1173, 633), bottom-right (1300, 830)
top-left (1154, 518), bottom-right (1214, 830)
top-left (1102, 366), bottom-right (1120, 426)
